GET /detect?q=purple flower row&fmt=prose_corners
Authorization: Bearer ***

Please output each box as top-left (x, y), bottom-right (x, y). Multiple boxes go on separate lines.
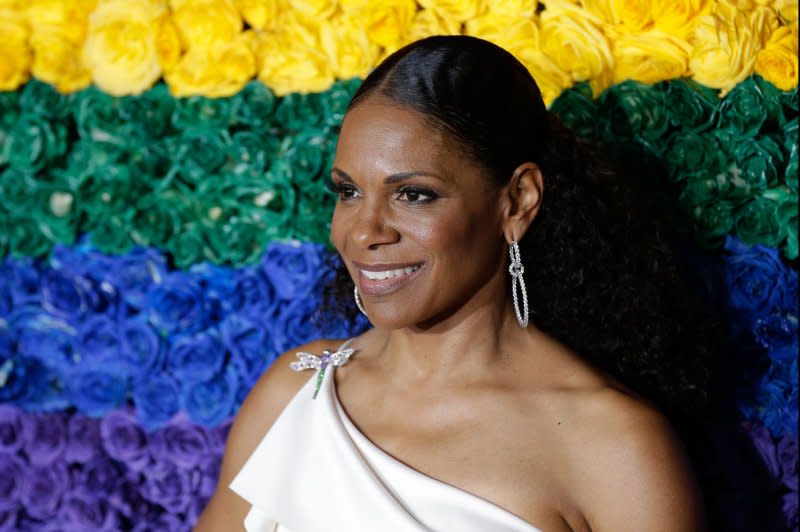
top-left (0, 239), bottom-right (362, 429)
top-left (0, 404), bottom-right (231, 531)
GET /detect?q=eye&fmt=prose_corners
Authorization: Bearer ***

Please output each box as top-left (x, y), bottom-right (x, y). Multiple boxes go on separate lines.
top-left (326, 180), bottom-right (361, 201)
top-left (396, 186), bottom-right (438, 204)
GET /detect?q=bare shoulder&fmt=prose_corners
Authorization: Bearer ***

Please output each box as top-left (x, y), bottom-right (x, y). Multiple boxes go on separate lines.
top-left (567, 388), bottom-right (707, 532)
top-left (193, 338), bottom-right (345, 531)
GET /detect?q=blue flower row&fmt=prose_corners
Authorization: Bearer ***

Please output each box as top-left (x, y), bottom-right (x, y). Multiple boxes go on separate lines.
top-left (0, 239), bottom-right (365, 429)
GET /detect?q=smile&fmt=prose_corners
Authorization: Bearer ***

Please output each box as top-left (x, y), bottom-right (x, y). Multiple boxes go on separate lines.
top-left (360, 265), bottom-right (421, 280)
top-left (354, 262), bottom-right (424, 296)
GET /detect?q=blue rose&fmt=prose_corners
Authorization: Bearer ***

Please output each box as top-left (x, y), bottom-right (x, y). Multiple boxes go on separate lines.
top-left (131, 373), bottom-right (181, 431)
top-left (119, 318), bottom-right (163, 383)
top-left (166, 329), bottom-right (225, 385)
top-left (106, 246), bottom-right (167, 311)
top-left (77, 314), bottom-right (120, 367)
top-left (41, 269), bottom-right (93, 319)
top-left (48, 245), bottom-right (118, 316)
top-left (753, 314), bottom-right (798, 363)
top-left (67, 367), bottom-right (128, 418)
top-left (146, 271), bottom-right (207, 336)
top-left (1, 256), bottom-right (41, 309)
top-left (190, 263), bottom-right (237, 326)
top-left (182, 365), bottom-right (239, 427)
top-left (231, 266), bottom-right (278, 315)
top-left (271, 296), bottom-right (323, 354)
top-left (11, 309), bottom-right (79, 373)
top-left (221, 313), bottom-right (272, 390)
top-left (261, 241), bottom-right (324, 301)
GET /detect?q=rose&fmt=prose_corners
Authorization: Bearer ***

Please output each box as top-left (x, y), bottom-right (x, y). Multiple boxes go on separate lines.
top-left (236, 0), bottom-right (281, 30)
top-left (755, 376), bottom-right (797, 437)
top-left (106, 477), bottom-right (148, 522)
top-left (0, 405), bottom-right (24, 454)
top-left (0, 453), bottom-right (25, 511)
top-left (232, 81), bottom-right (277, 131)
top-left (169, 129), bottom-right (230, 187)
top-left (746, 421), bottom-right (781, 478)
top-left (4, 114), bottom-right (67, 173)
top-left (84, 0), bottom-right (166, 96)
top-left (209, 418), bottom-right (233, 454)
top-left (225, 131), bottom-right (277, 179)
top-left (722, 235), bottom-right (794, 316)
top-left (755, 25), bottom-right (798, 91)
top-left (167, 225), bottom-right (206, 270)
top-left (274, 91), bottom-right (325, 132)
top-left (686, 199), bottom-right (736, 247)
top-left (141, 460), bottom-right (201, 514)
top-left (272, 296), bottom-right (322, 354)
top-left (254, 34), bottom-right (335, 96)
top-left (146, 271), bottom-right (207, 336)
top-left (664, 130), bottom-right (725, 182)
top-left (418, 0), bottom-right (484, 21)
top-left (171, 94), bottom-right (236, 132)
top-left (284, 127), bottom-right (331, 187)
top-left (182, 365), bottom-right (239, 427)
top-left (171, 0), bottom-right (242, 50)
top-left (1, 170), bottom-right (42, 222)
top-left (65, 414), bottom-right (101, 464)
top-left (319, 78), bottom-right (360, 129)
top-left (10, 309), bottom-right (78, 374)
top-left (754, 314), bottom-right (799, 363)
top-left (20, 462), bottom-right (69, 519)
top-left (155, 14), bottom-right (181, 73)
top-left (23, 412), bottom-right (66, 465)
top-left (132, 373), bottom-right (181, 431)
top-left (549, 83), bottom-right (598, 141)
top-left (261, 241), bottom-right (325, 301)
top-left (197, 453), bottom-right (222, 498)
top-left (718, 76), bottom-right (784, 135)
top-left (59, 488), bottom-right (121, 531)
top-left (100, 410), bottom-right (151, 471)
top-left (41, 267), bottom-right (93, 319)
top-left (731, 135), bottom-right (785, 189)
top-left (652, 0), bottom-right (711, 37)
top-left (164, 36), bottom-right (255, 98)
top-left (130, 191), bottom-right (183, 249)
top-left (1, 258), bottom-right (40, 308)
top-left (73, 87), bottom-right (130, 148)
top-left (0, 8), bottom-right (30, 91)
top-left (28, 28), bottom-right (91, 93)
top-left (19, 79), bottom-right (71, 120)
top-left (106, 247), bottom-right (167, 311)
top-left (119, 319), bottom-right (163, 382)
top-left (222, 313), bottom-right (273, 389)
top-left (78, 456), bottom-right (124, 496)
top-left (597, 80), bottom-right (669, 144)
top-left (734, 196), bottom-right (784, 248)
top-left (539, 1), bottom-right (613, 95)
top-left (688, 6), bottom-right (772, 95)
top-left (68, 368), bottom-right (128, 418)
top-left (166, 329), bottom-right (226, 385)
top-left (151, 420), bottom-right (209, 469)
top-left (348, 0), bottom-right (416, 50)
top-left (777, 436), bottom-right (798, 490)
top-left (0, 504), bottom-right (18, 531)
top-left (610, 29), bottom-right (691, 84)
top-left (131, 512), bottom-right (184, 532)
top-left (119, 83), bottom-right (176, 139)
top-left (77, 314), bottom-right (121, 367)
top-left (320, 13), bottom-right (380, 80)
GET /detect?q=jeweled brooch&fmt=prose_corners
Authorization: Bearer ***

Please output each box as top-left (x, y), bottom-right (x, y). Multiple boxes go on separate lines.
top-left (289, 346), bottom-right (356, 399)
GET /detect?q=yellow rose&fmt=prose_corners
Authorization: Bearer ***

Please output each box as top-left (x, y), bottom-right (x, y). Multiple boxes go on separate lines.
top-left (773, 0), bottom-right (797, 23)
top-left (156, 13), bottom-right (182, 72)
top-left (651, 0), bottom-right (709, 37)
top-left (689, 6), bottom-right (773, 94)
top-left (540, 1), bottom-right (614, 94)
top-left (347, 0), bottom-right (417, 49)
top-left (755, 25), bottom-right (798, 90)
top-left (520, 51), bottom-right (573, 106)
top-left (417, 0), bottom-right (485, 23)
top-left (320, 14), bottom-right (380, 79)
top-left (234, 0), bottom-right (283, 30)
top-left (290, 0), bottom-right (337, 21)
top-left (29, 28), bottom-right (91, 92)
top-left (165, 35), bottom-right (255, 96)
top-left (25, 0), bottom-right (98, 45)
top-left (84, 0), bottom-right (166, 96)
top-left (487, 0), bottom-right (536, 18)
top-left (171, 0), bottom-right (242, 49)
top-left (465, 12), bottom-right (539, 58)
top-left (0, 8), bottom-right (31, 90)
top-left (404, 8), bottom-right (461, 44)
top-left (610, 29), bottom-right (691, 83)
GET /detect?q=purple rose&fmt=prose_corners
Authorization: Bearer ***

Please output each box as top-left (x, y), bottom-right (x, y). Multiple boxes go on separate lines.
top-left (23, 412), bottom-right (66, 465)
top-left (778, 436), bottom-right (798, 491)
top-left (141, 460), bottom-right (201, 514)
top-left (107, 477), bottom-right (149, 521)
top-left (197, 453), bottom-right (222, 498)
top-left (208, 418), bottom-right (233, 454)
top-left (784, 489), bottom-right (798, 530)
top-left (106, 247), bottom-right (167, 310)
top-left (19, 461), bottom-right (68, 519)
top-left (186, 493), bottom-right (211, 528)
top-left (261, 241), bottom-right (324, 301)
top-left (182, 365), bottom-right (238, 427)
top-left (0, 453), bottom-right (26, 510)
top-left (131, 373), bottom-right (181, 431)
top-left (131, 511), bottom-right (186, 532)
top-left (0, 405), bottom-right (24, 454)
top-left (146, 271), bottom-right (207, 335)
top-left (100, 410), bottom-right (151, 471)
top-left (119, 319), bottom-right (163, 382)
top-left (59, 488), bottom-right (121, 531)
top-left (68, 367), bottom-right (127, 417)
top-left (0, 503), bottom-right (18, 531)
top-left (65, 413), bottom-right (101, 463)
top-left (151, 421), bottom-right (209, 469)
top-left (222, 313), bottom-right (272, 388)
top-left (166, 329), bottom-right (225, 385)
top-left (77, 456), bottom-right (124, 495)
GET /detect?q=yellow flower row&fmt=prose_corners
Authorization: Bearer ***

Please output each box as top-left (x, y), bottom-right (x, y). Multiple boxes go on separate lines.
top-left (0, 0), bottom-right (796, 103)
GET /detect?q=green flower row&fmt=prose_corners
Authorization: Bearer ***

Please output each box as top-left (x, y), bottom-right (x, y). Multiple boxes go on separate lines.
top-left (0, 75), bottom-right (796, 266)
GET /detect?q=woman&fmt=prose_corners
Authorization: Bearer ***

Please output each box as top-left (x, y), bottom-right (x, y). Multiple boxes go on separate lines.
top-left (196, 35), bottom-right (710, 531)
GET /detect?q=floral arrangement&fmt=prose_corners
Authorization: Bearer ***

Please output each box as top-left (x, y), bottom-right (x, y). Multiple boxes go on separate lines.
top-left (0, 0), bottom-right (796, 104)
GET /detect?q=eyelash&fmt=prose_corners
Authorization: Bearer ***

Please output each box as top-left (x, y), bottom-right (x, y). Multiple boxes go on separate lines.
top-left (326, 181), bottom-right (439, 204)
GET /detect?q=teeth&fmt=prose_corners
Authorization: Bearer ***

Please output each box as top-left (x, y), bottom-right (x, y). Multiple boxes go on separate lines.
top-left (361, 265), bottom-right (420, 280)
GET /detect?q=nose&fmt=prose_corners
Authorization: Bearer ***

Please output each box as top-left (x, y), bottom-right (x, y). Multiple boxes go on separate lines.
top-left (350, 197), bottom-right (399, 250)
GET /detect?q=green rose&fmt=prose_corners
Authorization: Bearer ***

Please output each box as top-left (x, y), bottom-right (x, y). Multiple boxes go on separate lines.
top-left (663, 130), bottom-right (725, 182)
top-left (232, 81), bottom-right (276, 131)
top-left (319, 78), bottom-right (360, 130)
top-left (60, 138), bottom-right (125, 189)
top-left (283, 127), bottom-right (331, 188)
top-left (0, 92), bottom-right (20, 167)
top-left (19, 79), bottom-right (72, 120)
top-left (731, 134), bottom-right (785, 190)
top-left (733, 195), bottom-right (783, 247)
top-left (274, 92), bottom-right (325, 134)
top-left (781, 88), bottom-right (798, 117)
top-left (170, 129), bottom-right (231, 187)
top-left (128, 141), bottom-right (172, 186)
top-left (294, 179), bottom-right (335, 244)
top-left (7, 215), bottom-right (51, 258)
top-left (0, 168), bottom-right (41, 216)
top-left (73, 87), bottom-right (131, 148)
top-left (201, 209), bottom-right (270, 266)
top-left (686, 199), bottom-right (736, 248)
top-left (4, 113), bottom-right (68, 173)
top-left (167, 223), bottom-right (206, 270)
top-left (120, 83), bottom-right (176, 139)
top-left (549, 82), bottom-right (598, 141)
top-left (781, 118), bottom-right (798, 192)
top-left (172, 94), bottom-right (235, 132)
top-left (87, 212), bottom-right (135, 254)
top-left (597, 80), bottom-right (669, 144)
top-left (35, 187), bottom-right (78, 245)
top-left (77, 162), bottom-right (143, 227)
top-left (718, 76), bottom-right (783, 135)
top-left (129, 190), bottom-right (185, 248)
top-left (662, 78), bottom-right (718, 132)
top-left (225, 130), bottom-right (281, 179)
top-left (764, 186), bottom-right (799, 259)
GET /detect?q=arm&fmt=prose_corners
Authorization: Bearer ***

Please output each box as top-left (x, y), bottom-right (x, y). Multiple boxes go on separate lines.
top-left (574, 393), bottom-right (707, 532)
top-left (193, 339), bottom-right (344, 532)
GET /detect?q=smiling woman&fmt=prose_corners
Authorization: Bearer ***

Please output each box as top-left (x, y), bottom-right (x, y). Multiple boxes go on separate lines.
top-left (195, 36), bottom-right (714, 532)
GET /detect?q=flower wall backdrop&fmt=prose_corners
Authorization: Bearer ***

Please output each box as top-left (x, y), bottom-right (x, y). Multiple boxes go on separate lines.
top-left (0, 0), bottom-right (797, 530)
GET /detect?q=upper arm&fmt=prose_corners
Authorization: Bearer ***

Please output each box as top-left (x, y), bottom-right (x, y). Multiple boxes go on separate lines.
top-left (193, 338), bottom-right (344, 532)
top-left (575, 395), bottom-right (707, 532)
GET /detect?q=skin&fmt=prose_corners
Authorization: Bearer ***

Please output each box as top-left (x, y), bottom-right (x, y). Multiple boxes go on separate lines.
top-left (195, 98), bottom-right (708, 531)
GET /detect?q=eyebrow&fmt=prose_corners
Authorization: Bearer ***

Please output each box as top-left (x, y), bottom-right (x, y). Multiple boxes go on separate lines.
top-left (331, 167), bottom-right (446, 184)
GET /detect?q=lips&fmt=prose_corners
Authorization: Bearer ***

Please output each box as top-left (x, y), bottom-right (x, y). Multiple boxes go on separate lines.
top-left (353, 261), bottom-right (423, 296)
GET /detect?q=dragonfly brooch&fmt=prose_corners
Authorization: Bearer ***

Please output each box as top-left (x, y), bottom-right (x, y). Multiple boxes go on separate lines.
top-left (289, 346), bottom-right (356, 399)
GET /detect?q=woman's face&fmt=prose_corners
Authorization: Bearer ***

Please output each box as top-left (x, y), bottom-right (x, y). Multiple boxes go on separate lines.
top-left (330, 97), bottom-right (508, 328)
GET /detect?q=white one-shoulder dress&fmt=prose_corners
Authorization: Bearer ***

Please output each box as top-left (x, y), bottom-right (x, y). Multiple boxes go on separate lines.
top-left (229, 352), bottom-right (543, 532)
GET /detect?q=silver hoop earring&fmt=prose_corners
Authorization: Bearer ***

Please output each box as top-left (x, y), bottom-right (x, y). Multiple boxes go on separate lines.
top-left (354, 286), bottom-right (367, 317)
top-left (508, 240), bottom-right (528, 328)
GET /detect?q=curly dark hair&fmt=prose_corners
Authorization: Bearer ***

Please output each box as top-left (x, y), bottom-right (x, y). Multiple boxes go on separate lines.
top-left (322, 35), bottom-right (718, 441)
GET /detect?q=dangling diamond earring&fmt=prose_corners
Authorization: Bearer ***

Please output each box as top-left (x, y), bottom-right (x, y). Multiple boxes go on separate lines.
top-left (509, 240), bottom-right (528, 328)
top-left (354, 285), bottom-right (367, 317)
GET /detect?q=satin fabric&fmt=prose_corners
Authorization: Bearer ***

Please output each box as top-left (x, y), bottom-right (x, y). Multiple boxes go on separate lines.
top-left (230, 360), bottom-right (543, 532)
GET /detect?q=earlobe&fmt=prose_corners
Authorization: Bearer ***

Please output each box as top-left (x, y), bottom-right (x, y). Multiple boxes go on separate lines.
top-left (502, 162), bottom-right (544, 242)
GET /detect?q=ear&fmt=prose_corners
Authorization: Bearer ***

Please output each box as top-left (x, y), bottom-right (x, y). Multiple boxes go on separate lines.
top-left (500, 162), bottom-right (543, 243)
